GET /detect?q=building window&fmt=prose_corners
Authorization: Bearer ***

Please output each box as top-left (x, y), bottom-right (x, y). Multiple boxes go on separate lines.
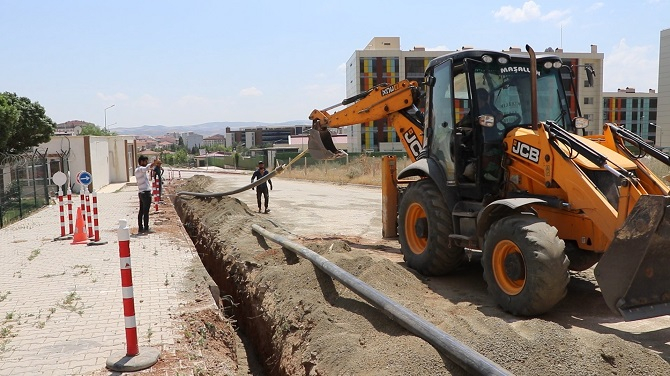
top-left (584, 80), bottom-right (592, 88)
top-left (583, 97), bottom-right (594, 105)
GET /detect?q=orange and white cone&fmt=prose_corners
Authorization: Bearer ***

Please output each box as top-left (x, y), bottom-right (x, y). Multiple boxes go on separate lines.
top-left (71, 207), bottom-right (89, 245)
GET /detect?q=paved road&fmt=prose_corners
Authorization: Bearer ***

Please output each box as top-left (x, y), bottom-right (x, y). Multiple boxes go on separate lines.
top-left (176, 168), bottom-right (387, 241)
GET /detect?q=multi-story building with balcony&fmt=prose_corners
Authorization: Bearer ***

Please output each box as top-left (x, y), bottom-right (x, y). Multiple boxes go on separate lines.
top-left (603, 88), bottom-right (658, 145)
top-left (344, 37), bottom-right (604, 153)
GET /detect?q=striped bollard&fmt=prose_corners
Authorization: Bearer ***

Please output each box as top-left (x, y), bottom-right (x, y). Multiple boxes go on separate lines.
top-left (152, 179), bottom-right (159, 212)
top-left (67, 188), bottom-right (74, 235)
top-left (106, 219), bottom-right (159, 372)
top-left (80, 188), bottom-right (86, 226)
top-left (53, 188), bottom-right (72, 241)
top-left (85, 192), bottom-right (94, 239)
top-left (58, 191), bottom-right (66, 236)
top-left (87, 191), bottom-right (108, 246)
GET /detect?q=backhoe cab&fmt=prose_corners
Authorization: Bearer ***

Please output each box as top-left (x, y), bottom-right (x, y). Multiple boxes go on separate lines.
top-left (308, 46), bottom-right (670, 321)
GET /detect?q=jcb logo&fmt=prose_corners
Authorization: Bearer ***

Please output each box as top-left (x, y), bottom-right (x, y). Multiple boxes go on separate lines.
top-left (381, 84), bottom-right (397, 96)
top-left (403, 128), bottom-right (422, 159)
top-left (511, 140), bottom-right (540, 163)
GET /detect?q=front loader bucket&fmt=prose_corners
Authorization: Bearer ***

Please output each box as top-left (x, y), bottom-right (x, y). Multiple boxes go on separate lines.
top-left (595, 194), bottom-right (670, 320)
top-left (308, 129), bottom-right (348, 160)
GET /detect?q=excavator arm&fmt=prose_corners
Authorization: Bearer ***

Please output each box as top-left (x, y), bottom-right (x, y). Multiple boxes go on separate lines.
top-left (308, 80), bottom-right (425, 161)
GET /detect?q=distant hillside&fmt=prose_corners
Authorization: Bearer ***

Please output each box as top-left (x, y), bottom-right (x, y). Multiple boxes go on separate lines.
top-left (110, 121), bottom-right (310, 137)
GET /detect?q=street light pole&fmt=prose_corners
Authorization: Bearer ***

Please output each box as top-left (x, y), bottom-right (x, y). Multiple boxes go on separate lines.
top-left (104, 104), bottom-right (115, 131)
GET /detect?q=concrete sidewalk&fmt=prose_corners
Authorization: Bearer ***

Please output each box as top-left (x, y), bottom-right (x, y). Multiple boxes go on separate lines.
top-left (0, 182), bottom-right (216, 375)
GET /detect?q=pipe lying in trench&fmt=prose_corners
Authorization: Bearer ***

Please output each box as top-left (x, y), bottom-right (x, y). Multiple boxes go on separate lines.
top-left (251, 224), bottom-right (513, 376)
top-left (175, 149), bottom-right (308, 198)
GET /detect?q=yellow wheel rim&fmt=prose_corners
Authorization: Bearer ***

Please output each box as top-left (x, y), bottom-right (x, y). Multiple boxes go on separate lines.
top-left (492, 240), bottom-right (526, 295)
top-left (405, 202), bottom-right (427, 255)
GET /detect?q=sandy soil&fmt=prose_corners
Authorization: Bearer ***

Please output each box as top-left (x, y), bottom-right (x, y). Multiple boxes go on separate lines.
top-left (169, 174), bottom-right (670, 376)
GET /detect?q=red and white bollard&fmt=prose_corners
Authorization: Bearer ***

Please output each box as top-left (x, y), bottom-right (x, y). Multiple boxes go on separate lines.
top-left (87, 191), bottom-right (107, 246)
top-left (106, 219), bottom-right (159, 371)
top-left (54, 187), bottom-right (72, 241)
top-left (80, 188), bottom-right (86, 225)
top-left (152, 179), bottom-right (160, 212)
top-left (85, 193), bottom-right (94, 239)
top-left (67, 188), bottom-right (74, 235)
top-left (58, 192), bottom-right (66, 236)
top-left (118, 220), bottom-right (139, 356)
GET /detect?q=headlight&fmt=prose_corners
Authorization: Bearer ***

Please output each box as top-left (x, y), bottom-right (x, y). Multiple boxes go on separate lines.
top-left (553, 61), bottom-right (562, 69)
top-left (543, 61), bottom-right (553, 69)
top-left (482, 54), bottom-right (493, 63)
top-left (497, 57), bottom-right (508, 64)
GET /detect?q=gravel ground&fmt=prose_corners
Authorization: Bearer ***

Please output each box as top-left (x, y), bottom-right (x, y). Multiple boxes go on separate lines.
top-left (168, 174), bottom-right (670, 376)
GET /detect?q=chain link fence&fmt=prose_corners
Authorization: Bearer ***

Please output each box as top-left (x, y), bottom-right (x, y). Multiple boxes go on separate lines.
top-left (0, 151), bottom-right (51, 228)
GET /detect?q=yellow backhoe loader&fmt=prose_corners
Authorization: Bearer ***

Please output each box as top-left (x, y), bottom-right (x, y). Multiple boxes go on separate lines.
top-left (308, 45), bottom-right (670, 320)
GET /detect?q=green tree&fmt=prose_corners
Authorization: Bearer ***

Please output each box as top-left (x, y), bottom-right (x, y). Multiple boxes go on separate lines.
top-left (174, 149), bottom-right (188, 164)
top-left (0, 92), bottom-right (55, 154)
top-left (80, 123), bottom-right (117, 136)
top-left (0, 95), bottom-right (20, 153)
top-left (178, 136), bottom-right (184, 146)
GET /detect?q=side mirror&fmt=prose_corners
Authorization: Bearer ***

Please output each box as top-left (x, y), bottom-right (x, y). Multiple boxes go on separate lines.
top-left (585, 66), bottom-right (595, 87)
top-left (574, 117), bottom-right (589, 129)
top-left (478, 115), bottom-right (495, 127)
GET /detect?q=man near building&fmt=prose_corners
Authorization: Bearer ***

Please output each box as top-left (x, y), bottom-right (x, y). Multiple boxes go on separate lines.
top-left (135, 155), bottom-right (156, 233)
top-left (251, 161), bottom-right (273, 213)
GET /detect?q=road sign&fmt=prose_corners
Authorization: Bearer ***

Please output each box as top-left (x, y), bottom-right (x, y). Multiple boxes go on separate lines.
top-left (77, 171), bottom-right (92, 186)
top-left (52, 171), bottom-right (67, 186)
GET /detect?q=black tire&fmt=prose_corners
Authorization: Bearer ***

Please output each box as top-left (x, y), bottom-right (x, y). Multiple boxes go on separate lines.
top-left (398, 180), bottom-right (464, 276)
top-left (482, 215), bottom-right (569, 316)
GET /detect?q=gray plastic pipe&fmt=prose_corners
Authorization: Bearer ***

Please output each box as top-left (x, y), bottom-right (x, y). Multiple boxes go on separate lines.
top-left (251, 224), bottom-right (513, 376)
top-left (176, 149), bottom-right (308, 198)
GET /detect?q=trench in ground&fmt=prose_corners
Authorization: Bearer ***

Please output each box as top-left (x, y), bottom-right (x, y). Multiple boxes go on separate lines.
top-left (175, 199), bottom-right (278, 376)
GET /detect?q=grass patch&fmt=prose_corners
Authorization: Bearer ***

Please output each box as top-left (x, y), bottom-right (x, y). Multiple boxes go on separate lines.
top-left (279, 154), bottom-right (412, 186)
top-left (27, 249), bottom-right (41, 261)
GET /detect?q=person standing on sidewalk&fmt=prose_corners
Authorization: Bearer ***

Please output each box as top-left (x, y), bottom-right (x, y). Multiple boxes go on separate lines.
top-left (135, 155), bottom-right (156, 233)
top-left (251, 160), bottom-right (273, 213)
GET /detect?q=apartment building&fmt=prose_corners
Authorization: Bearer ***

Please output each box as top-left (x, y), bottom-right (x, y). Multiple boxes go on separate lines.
top-left (344, 37), bottom-right (604, 153)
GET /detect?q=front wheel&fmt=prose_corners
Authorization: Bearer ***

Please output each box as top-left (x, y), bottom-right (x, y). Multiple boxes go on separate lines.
top-left (482, 215), bottom-right (569, 316)
top-left (398, 180), bottom-right (464, 276)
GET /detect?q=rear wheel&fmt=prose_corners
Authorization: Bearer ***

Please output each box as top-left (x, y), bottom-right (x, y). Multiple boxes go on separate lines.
top-left (398, 180), bottom-right (464, 276)
top-left (482, 215), bottom-right (569, 316)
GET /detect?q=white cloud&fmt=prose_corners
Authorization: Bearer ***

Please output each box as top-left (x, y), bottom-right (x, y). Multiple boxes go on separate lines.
top-left (135, 94), bottom-right (161, 108)
top-left (541, 9), bottom-right (570, 22)
top-left (96, 92), bottom-right (128, 101)
top-left (239, 87), bottom-right (263, 97)
top-left (494, 1), bottom-right (541, 22)
top-left (494, 1), bottom-right (570, 25)
top-left (427, 45), bottom-right (449, 51)
top-left (587, 2), bottom-right (604, 11)
top-left (603, 39), bottom-right (658, 92)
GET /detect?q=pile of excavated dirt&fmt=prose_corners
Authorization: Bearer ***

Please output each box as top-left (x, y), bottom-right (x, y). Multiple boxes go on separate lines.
top-left (172, 175), bottom-right (670, 376)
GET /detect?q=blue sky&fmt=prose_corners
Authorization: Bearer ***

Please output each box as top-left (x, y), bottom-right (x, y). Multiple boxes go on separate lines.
top-left (1, 1), bottom-right (668, 128)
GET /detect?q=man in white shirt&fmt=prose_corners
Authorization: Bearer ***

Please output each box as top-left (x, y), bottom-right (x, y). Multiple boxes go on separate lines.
top-left (135, 156), bottom-right (156, 233)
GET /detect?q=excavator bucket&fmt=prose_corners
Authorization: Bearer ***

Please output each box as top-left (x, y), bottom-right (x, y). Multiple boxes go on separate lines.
top-left (595, 194), bottom-right (670, 321)
top-left (308, 129), bottom-right (348, 160)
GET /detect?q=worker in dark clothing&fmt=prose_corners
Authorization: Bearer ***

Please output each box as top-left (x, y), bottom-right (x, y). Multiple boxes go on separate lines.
top-left (251, 161), bottom-right (273, 213)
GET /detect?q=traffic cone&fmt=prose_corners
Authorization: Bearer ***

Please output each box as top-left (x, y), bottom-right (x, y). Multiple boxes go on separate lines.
top-left (71, 207), bottom-right (89, 245)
